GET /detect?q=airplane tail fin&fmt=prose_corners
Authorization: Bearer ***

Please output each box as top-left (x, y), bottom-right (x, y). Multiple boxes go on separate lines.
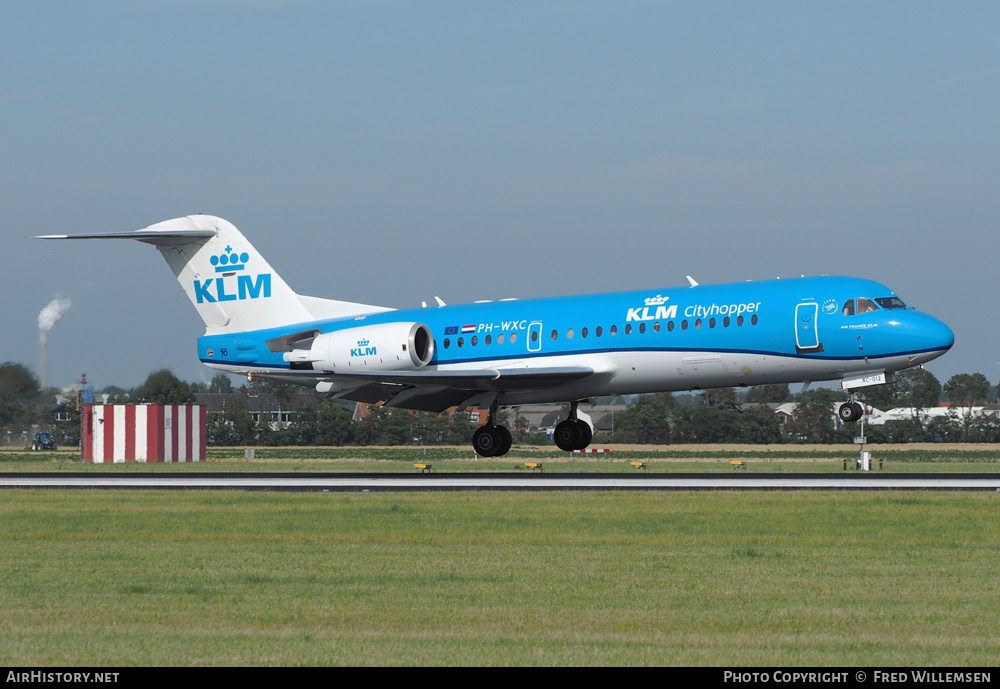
top-left (36, 215), bottom-right (389, 334)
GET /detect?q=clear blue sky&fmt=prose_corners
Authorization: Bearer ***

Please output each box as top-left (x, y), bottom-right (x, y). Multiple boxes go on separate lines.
top-left (3, 1), bottom-right (998, 390)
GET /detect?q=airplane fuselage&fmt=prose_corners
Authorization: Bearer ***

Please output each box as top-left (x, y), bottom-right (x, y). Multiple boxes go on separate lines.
top-left (197, 275), bottom-right (953, 406)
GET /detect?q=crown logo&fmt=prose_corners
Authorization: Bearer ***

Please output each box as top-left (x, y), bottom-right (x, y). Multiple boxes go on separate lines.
top-left (211, 246), bottom-right (250, 273)
top-left (644, 294), bottom-right (668, 306)
top-left (357, 338), bottom-right (370, 347)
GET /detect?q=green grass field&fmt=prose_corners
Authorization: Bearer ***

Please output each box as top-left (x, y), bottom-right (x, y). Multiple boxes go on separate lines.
top-left (4, 443), bottom-right (1000, 473)
top-left (1, 489), bottom-right (998, 666)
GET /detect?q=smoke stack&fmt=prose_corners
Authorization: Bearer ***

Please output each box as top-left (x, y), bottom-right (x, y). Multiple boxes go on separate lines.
top-left (39, 331), bottom-right (46, 388)
top-left (38, 297), bottom-right (72, 388)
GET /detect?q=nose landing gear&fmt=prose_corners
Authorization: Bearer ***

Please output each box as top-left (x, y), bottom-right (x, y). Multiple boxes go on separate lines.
top-left (838, 400), bottom-right (864, 423)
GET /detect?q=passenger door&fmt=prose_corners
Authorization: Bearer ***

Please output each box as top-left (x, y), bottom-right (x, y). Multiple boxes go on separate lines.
top-left (795, 302), bottom-right (824, 353)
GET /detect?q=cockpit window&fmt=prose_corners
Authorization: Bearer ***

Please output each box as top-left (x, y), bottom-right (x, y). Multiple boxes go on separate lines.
top-left (857, 298), bottom-right (879, 314)
top-left (875, 296), bottom-right (907, 310)
top-left (843, 298), bottom-right (883, 316)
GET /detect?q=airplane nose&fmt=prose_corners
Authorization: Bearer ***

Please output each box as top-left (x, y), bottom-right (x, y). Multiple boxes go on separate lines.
top-left (913, 313), bottom-right (954, 360)
top-left (935, 319), bottom-right (955, 352)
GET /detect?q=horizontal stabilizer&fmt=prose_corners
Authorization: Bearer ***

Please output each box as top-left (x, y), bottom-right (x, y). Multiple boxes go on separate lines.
top-left (34, 229), bottom-right (216, 246)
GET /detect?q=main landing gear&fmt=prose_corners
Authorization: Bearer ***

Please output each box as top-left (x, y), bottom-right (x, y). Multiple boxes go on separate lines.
top-left (472, 398), bottom-right (512, 457)
top-left (471, 399), bottom-right (595, 456)
top-left (472, 424), bottom-right (512, 457)
top-left (838, 400), bottom-right (864, 423)
top-left (553, 401), bottom-right (592, 452)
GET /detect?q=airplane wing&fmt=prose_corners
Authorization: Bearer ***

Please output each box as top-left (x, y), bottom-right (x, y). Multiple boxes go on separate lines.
top-left (252, 365), bottom-right (603, 412)
top-left (318, 366), bottom-right (594, 388)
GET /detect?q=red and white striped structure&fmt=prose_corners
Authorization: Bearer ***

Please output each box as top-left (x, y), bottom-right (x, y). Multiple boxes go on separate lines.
top-left (81, 405), bottom-right (206, 463)
top-left (570, 448), bottom-right (610, 453)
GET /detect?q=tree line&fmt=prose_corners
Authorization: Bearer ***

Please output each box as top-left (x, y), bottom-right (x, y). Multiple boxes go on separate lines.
top-left (3, 362), bottom-right (999, 447)
top-left (612, 369), bottom-right (1000, 444)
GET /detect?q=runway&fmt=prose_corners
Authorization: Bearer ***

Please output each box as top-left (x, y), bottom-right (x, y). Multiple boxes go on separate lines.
top-left (2, 473), bottom-right (1000, 492)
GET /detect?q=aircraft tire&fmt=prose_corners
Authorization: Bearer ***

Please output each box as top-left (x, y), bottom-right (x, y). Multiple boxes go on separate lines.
top-left (554, 420), bottom-right (582, 452)
top-left (497, 426), bottom-right (512, 456)
top-left (575, 420), bottom-right (592, 450)
top-left (838, 402), bottom-right (862, 423)
top-left (473, 425), bottom-right (501, 457)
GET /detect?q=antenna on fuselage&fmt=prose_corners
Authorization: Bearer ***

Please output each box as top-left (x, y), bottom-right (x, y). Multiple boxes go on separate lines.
top-left (434, 296), bottom-right (446, 306)
top-left (686, 276), bottom-right (699, 287)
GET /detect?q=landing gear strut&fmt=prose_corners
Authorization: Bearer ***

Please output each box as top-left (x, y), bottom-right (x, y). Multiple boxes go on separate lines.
top-left (838, 400), bottom-right (864, 423)
top-left (554, 401), bottom-right (593, 452)
top-left (472, 397), bottom-right (512, 457)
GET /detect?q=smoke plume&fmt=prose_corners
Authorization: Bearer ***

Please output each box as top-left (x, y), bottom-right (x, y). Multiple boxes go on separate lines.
top-left (38, 297), bottom-right (71, 388)
top-left (39, 297), bottom-right (72, 332)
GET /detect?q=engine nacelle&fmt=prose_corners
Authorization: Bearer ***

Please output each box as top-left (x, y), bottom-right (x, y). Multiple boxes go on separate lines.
top-left (282, 322), bottom-right (434, 371)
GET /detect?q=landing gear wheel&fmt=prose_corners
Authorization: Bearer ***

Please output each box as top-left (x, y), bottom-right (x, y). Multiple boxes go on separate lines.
top-left (497, 426), bottom-right (512, 456)
top-left (839, 402), bottom-right (863, 423)
top-left (554, 419), bottom-right (582, 452)
top-left (576, 420), bottom-right (592, 450)
top-left (473, 425), bottom-right (502, 457)
top-left (554, 419), bottom-right (591, 451)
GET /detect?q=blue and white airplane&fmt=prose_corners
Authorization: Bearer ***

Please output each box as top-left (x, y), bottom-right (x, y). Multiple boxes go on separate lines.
top-left (38, 215), bottom-right (954, 456)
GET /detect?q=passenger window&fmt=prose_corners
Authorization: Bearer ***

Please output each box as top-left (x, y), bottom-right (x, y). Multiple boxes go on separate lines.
top-left (610, 325), bottom-right (618, 336)
top-left (842, 300), bottom-right (855, 316)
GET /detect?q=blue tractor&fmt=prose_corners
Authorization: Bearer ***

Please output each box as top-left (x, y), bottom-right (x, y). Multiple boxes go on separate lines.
top-left (31, 431), bottom-right (57, 451)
